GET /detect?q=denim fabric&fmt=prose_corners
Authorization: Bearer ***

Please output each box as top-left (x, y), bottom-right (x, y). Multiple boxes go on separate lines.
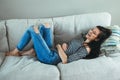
top-left (17, 24), bottom-right (61, 65)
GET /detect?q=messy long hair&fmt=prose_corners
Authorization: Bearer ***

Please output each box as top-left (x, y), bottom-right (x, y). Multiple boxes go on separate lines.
top-left (84, 26), bottom-right (112, 59)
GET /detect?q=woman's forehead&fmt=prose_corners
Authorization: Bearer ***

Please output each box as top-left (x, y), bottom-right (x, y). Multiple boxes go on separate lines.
top-left (93, 27), bottom-right (101, 34)
top-left (93, 27), bottom-right (100, 31)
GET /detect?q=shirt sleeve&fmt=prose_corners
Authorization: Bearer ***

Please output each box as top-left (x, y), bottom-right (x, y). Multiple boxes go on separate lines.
top-left (67, 46), bottom-right (88, 63)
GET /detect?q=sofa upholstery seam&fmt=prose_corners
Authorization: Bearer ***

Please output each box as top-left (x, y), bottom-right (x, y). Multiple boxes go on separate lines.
top-left (5, 20), bottom-right (10, 51)
top-left (56, 65), bottom-right (62, 80)
top-left (74, 16), bottom-right (77, 35)
top-left (52, 18), bottom-right (55, 48)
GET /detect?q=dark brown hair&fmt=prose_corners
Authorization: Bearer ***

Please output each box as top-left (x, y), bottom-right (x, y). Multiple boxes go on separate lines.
top-left (84, 26), bottom-right (112, 59)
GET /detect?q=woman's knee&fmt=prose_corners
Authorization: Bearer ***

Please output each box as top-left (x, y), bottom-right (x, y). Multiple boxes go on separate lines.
top-left (27, 25), bottom-right (34, 32)
top-left (39, 24), bottom-right (45, 30)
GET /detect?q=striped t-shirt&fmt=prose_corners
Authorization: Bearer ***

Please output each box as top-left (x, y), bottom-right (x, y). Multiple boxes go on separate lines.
top-left (65, 34), bottom-right (89, 63)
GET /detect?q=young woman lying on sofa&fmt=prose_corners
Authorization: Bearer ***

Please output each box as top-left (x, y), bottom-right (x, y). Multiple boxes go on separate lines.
top-left (6, 23), bottom-right (111, 65)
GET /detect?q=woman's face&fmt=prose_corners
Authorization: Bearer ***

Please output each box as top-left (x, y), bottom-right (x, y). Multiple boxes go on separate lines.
top-left (85, 27), bottom-right (101, 41)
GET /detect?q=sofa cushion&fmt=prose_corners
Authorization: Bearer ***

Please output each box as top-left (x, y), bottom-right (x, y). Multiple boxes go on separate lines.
top-left (53, 12), bottom-right (111, 46)
top-left (0, 56), bottom-right (60, 80)
top-left (100, 25), bottom-right (120, 56)
top-left (74, 12), bottom-right (111, 35)
top-left (53, 16), bottom-right (76, 46)
top-left (102, 25), bottom-right (120, 46)
top-left (0, 21), bottom-right (6, 40)
top-left (57, 56), bottom-right (120, 80)
top-left (6, 19), bottom-right (29, 51)
top-left (0, 21), bottom-right (9, 52)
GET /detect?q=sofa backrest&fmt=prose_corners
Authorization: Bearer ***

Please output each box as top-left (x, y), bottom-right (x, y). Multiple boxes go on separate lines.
top-left (0, 21), bottom-right (9, 52)
top-left (0, 12), bottom-right (111, 51)
top-left (53, 12), bottom-right (111, 46)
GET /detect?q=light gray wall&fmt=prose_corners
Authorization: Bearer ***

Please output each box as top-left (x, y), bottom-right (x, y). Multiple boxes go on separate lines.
top-left (0, 0), bottom-right (119, 25)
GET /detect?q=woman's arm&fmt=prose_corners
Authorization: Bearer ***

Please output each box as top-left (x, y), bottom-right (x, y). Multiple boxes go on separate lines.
top-left (56, 44), bottom-right (67, 64)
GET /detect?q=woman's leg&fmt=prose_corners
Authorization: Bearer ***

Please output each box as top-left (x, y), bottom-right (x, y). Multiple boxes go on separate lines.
top-left (6, 25), bottom-right (44, 56)
top-left (16, 27), bottom-right (33, 51)
top-left (17, 24), bottom-right (50, 51)
top-left (38, 23), bottom-right (53, 48)
top-left (20, 48), bottom-right (36, 56)
top-left (29, 26), bottom-right (54, 63)
top-left (6, 26), bottom-right (33, 56)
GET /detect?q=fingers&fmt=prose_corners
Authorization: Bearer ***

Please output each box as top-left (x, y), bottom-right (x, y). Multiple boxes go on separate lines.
top-left (56, 44), bottom-right (61, 48)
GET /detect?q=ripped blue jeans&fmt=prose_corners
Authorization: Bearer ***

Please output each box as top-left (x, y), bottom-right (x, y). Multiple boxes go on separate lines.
top-left (17, 24), bottom-right (61, 65)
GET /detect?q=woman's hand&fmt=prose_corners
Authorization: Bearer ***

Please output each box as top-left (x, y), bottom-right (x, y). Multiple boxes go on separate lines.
top-left (56, 44), bottom-right (67, 64)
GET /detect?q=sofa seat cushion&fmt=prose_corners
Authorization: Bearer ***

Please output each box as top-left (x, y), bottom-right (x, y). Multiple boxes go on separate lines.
top-left (0, 56), bottom-right (60, 80)
top-left (57, 56), bottom-right (120, 80)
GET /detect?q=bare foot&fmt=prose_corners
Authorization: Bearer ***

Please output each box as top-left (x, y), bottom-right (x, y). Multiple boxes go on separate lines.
top-left (62, 43), bottom-right (68, 51)
top-left (44, 23), bottom-right (50, 28)
top-left (20, 48), bottom-right (36, 56)
top-left (5, 48), bottom-right (20, 56)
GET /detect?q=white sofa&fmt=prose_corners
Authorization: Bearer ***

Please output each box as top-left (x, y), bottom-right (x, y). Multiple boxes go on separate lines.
top-left (0, 12), bottom-right (120, 80)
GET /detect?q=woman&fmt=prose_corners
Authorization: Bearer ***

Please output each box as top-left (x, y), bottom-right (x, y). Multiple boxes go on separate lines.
top-left (6, 23), bottom-right (111, 65)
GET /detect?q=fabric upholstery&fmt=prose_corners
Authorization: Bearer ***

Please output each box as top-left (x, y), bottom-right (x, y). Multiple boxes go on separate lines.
top-left (53, 16), bottom-right (75, 46)
top-left (57, 56), bottom-right (120, 80)
top-left (6, 19), bottom-right (29, 51)
top-left (0, 21), bottom-right (9, 52)
top-left (0, 56), bottom-right (60, 80)
top-left (74, 12), bottom-right (111, 35)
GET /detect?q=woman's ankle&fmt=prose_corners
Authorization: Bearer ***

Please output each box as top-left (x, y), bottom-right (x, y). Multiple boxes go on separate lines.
top-left (10, 48), bottom-right (20, 56)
